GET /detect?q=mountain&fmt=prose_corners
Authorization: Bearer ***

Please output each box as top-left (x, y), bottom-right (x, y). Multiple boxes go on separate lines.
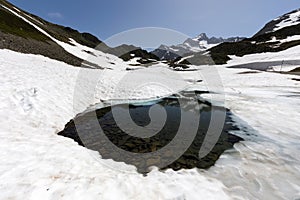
top-left (0, 0), bottom-right (157, 67)
top-left (151, 33), bottom-right (244, 61)
top-left (1, 0), bottom-right (300, 67)
top-left (154, 9), bottom-right (300, 66)
top-left (207, 8), bottom-right (300, 64)
top-left (255, 9), bottom-right (300, 36)
top-left (0, 0), bottom-right (93, 66)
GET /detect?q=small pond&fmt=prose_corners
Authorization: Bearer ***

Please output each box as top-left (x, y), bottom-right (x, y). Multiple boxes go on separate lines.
top-left (58, 91), bottom-right (243, 174)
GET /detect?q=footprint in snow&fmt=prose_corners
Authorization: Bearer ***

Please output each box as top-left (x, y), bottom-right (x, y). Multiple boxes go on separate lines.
top-left (12, 88), bottom-right (37, 113)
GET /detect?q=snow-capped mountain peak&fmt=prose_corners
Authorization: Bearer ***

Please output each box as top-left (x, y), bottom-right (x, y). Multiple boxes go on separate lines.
top-left (152, 33), bottom-right (244, 60)
top-left (194, 33), bottom-right (209, 41)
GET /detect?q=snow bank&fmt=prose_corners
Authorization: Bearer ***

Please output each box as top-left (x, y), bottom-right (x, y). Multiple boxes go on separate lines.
top-left (227, 44), bottom-right (300, 65)
top-left (0, 49), bottom-right (230, 200)
top-left (180, 66), bottom-right (300, 199)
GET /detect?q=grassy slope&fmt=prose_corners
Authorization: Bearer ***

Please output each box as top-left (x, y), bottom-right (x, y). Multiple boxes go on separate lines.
top-left (0, 0), bottom-right (86, 66)
top-left (0, 7), bottom-right (49, 42)
top-left (0, 0), bottom-right (105, 48)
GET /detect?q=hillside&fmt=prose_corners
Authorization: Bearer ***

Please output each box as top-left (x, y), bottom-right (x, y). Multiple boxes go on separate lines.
top-left (208, 8), bottom-right (300, 64)
top-left (0, 0), bottom-right (111, 66)
top-left (0, 0), bottom-right (158, 67)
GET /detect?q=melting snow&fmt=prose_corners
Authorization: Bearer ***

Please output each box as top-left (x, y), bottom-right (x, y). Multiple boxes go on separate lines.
top-left (273, 10), bottom-right (300, 32)
top-left (1, 47), bottom-right (300, 199)
top-left (0, 49), bottom-right (230, 200)
top-left (228, 44), bottom-right (300, 65)
top-left (265, 35), bottom-right (300, 44)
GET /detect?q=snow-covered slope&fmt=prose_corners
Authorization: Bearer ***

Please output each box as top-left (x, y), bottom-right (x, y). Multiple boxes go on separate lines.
top-left (1, 46), bottom-right (300, 199)
top-left (227, 43), bottom-right (300, 65)
top-left (0, 49), bottom-right (230, 200)
top-left (208, 9), bottom-right (300, 65)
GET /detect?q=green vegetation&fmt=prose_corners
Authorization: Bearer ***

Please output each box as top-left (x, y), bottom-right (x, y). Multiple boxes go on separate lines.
top-left (39, 24), bottom-right (103, 48)
top-left (19, 10), bottom-right (104, 48)
top-left (0, 7), bottom-right (49, 42)
top-left (0, 1), bottom-right (84, 66)
top-left (0, 0), bottom-right (104, 48)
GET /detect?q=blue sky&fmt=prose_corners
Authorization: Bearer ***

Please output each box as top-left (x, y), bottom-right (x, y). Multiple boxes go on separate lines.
top-left (9, 0), bottom-right (300, 42)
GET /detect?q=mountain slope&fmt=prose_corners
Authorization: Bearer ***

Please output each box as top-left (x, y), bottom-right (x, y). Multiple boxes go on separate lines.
top-left (0, 0), bottom-right (158, 67)
top-left (100, 44), bottom-right (159, 64)
top-left (255, 9), bottom-right (300, 36)
top-left (207, 8), bottom-right (300, 64)
top-left (0, 1), bottom-right (85, 66)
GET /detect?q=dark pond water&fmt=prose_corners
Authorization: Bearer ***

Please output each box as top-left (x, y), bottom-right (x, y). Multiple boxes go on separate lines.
top-left (58, 91), bottom-right (243, 174)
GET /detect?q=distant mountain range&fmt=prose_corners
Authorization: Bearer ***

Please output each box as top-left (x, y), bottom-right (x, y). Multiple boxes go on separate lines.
top-left (0, 0), bottom-right (300, 66)
top-left (154, 8), bottom-right (300, 65)
top-left (151, 33), bottom-right (245, 60)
